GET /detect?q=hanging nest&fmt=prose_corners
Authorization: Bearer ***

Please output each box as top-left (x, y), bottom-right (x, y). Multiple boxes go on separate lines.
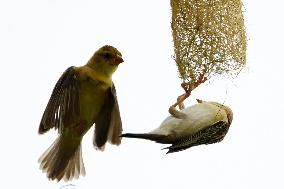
top-left (171, 0), bottom-right (247, 88)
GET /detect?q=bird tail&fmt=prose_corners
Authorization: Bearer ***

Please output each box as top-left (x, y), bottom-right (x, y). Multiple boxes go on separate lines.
top-left (38, 136), bottom-right (85, 181)
top-left (120, 133), bottom-right (170, 144)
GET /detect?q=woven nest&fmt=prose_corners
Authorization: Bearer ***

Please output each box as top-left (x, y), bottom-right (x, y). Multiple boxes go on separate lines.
top-left (171, 0), bottom-right (247, 85)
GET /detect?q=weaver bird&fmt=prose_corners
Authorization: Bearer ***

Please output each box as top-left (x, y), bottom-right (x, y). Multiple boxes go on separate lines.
top-left (38, 45), bottom-right (123, 181)
top-left (121, 99), bottom-right (233, 154)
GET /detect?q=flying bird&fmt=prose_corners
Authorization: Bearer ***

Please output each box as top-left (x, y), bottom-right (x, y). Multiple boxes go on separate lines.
top-left (121, 99), bottom-right (233, 154)
top-left (38, 45), bottom-right (123, 181)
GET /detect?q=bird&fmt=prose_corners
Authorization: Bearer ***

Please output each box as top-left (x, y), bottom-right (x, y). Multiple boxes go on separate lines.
top-left (38, 45), bottom-right (124, 181)
top-left (121, 99), bottom-right (233, 154)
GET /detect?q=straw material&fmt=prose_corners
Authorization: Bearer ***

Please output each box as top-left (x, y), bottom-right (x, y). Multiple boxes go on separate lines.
top-left (171, 0), bottom-right (246, 85)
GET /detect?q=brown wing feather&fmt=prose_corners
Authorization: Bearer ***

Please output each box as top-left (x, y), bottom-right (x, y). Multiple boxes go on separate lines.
top-left (165, 121), bottom-right (230, 154)
top-left (108, 84), bottom-right (123, 145)
top-left (93, 84), bottom-right (122, 149)
top-left (39, 66), bottom-right (80, 134)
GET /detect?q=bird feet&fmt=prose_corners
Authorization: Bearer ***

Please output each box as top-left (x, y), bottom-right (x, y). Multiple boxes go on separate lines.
top-left (171, 74), bottom-right (207, 109)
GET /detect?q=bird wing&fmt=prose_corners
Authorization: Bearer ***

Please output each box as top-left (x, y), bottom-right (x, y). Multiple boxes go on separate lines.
top-left (165, 121), bottom-right (230, 154)
top-left (38, 66), bottom-right (80, 134)
top-left (93, 84), bottom-right (122, 149)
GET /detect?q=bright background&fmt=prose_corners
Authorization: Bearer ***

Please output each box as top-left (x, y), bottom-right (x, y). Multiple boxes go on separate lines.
top-left (0, 0), bottom-right (283, 188)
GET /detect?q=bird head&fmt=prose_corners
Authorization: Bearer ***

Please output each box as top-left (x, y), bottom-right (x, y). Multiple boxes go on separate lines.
top-left (212, 102), bottom-right (233, 124)
top-left (87, 45), bottom-right (124, 76)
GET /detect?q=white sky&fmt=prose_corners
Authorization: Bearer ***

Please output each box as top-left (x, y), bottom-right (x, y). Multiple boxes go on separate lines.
top-left (0, 0), bottom-right (283, 188)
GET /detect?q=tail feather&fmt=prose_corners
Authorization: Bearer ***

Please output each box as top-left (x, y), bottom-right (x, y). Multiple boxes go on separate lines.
top-left (120, 133), bottom-right (170, 144)
top-left (39, 137), bottom-right (85, 181)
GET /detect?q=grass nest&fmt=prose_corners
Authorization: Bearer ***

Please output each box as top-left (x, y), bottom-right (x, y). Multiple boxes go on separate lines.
top-left (171, 0), bottom-right (247, 86)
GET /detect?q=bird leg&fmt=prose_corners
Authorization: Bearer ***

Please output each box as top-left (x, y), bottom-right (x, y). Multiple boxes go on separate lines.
top-left (177, 95), bottom-right (185, 110)
top-left (171, 74), bottom-right (207, 108)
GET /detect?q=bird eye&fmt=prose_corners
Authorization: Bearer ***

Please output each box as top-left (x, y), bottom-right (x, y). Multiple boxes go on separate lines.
top-left (103, 53), bottom-right (112, 60)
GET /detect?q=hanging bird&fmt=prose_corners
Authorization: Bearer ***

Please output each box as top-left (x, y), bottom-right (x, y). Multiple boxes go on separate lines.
top-left (38, 45), bottom-right (123, 181)
top-left (121, 99), bottom-right (233, 154)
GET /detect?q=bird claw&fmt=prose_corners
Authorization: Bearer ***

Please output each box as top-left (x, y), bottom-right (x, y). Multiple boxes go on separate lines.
top-left (171, 74), bottom-right (207, 109)
top-left (172, 92), bottom-right (190, 108)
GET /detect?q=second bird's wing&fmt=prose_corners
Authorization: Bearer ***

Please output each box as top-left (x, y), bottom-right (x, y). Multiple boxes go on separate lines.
top-left (165, 121), bottom-right (230, 154)
top-left (38, 66), bottom-right (80, 134)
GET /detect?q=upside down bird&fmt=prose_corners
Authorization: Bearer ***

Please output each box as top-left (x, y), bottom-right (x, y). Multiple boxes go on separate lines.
top-left (121, 99), bottom-right (233, 154)
top-left (38, 45), bottom-right (123, 181)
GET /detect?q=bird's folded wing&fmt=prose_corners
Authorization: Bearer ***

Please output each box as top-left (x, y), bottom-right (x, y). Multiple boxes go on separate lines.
top-left (165, 121), bottom-right (230, 154)
top-left (93, 84), bottom-right (122, 149)
top-left (39, 66), bottom-right (80, 134)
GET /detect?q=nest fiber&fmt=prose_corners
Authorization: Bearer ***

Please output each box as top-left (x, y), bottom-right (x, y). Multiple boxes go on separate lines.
top-left (171, 0), bottom-right (246, 83)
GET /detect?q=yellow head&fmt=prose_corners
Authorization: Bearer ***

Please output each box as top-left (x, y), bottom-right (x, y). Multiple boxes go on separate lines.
top-left (87, 45), bottom-right (124, 76)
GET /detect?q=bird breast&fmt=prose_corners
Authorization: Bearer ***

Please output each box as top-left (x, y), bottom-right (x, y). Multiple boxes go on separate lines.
top-left (150, 102), bottom-right (229, 136)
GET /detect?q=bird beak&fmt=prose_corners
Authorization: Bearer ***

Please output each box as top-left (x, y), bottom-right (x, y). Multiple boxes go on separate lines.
top-left (115, 55), bottom-right (124, 65)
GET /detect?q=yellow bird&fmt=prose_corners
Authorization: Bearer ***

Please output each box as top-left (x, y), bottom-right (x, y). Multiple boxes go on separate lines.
top-left (38, 45), bottom-right (123, 181)
top-left (121, 99), bottom-right (233, 154)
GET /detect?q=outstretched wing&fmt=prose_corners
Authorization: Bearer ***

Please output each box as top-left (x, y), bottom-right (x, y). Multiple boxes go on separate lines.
top-left (39, 66), bottom-right (80, 134)
top-left (165, 121), bottom-right (230, 154)
top-left (93, 84), bottom-right (122, 149)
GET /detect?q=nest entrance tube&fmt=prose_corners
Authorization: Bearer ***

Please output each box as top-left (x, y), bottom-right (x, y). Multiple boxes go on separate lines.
top-left (170, 0), bottom-right (247, 107)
